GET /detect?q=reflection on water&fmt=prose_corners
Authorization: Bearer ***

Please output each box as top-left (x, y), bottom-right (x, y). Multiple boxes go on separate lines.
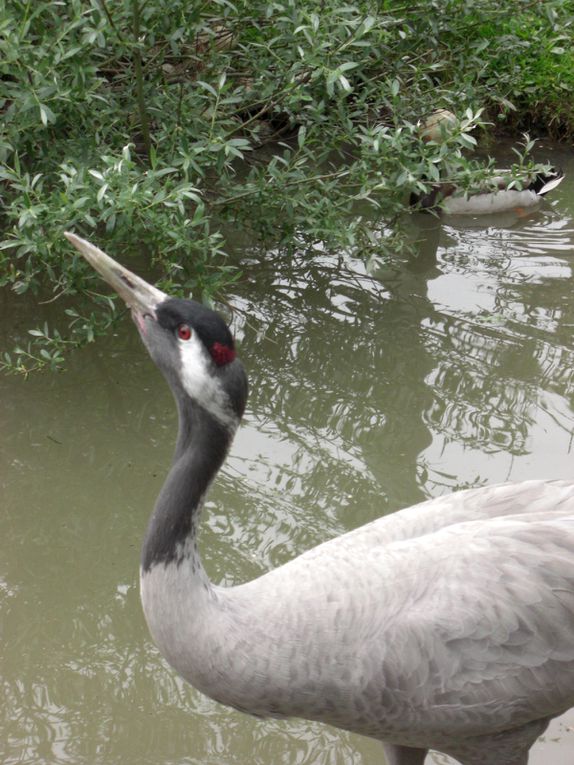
top-left (2, 145), bottom-right (574, 764)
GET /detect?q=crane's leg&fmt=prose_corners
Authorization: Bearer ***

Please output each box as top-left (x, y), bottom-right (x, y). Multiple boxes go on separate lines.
top-left (382, 742), bottom-right (428, 765)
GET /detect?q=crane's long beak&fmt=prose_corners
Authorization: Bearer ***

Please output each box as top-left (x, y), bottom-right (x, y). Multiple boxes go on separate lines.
top-left (64, 232), bottom-right (167, 322)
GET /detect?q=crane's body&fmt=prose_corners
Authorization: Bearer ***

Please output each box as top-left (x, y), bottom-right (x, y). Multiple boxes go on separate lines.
top-left (142, 477), bottom-right (574, 764)
top-left (65, 232), bottom-right (574, 765)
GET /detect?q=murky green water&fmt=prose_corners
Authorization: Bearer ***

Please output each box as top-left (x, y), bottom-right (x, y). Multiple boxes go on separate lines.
top-left (2, 142), bottom-right (574, 765)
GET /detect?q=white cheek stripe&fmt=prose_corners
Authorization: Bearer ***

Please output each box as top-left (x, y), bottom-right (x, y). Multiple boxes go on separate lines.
top-left (179, 336), bottom-right (237, 429)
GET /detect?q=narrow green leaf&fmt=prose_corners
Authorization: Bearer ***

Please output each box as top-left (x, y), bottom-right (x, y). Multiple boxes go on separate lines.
top-left (197, 80), bottom-right (218, 97)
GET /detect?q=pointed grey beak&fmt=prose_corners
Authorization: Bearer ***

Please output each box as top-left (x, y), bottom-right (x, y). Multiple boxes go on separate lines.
top-left (64, 232), bottom-right (166, 320)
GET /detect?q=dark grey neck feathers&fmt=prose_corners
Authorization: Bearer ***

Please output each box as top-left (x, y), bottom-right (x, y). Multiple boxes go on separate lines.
top-left (141, 394), bottom-right (234, 572)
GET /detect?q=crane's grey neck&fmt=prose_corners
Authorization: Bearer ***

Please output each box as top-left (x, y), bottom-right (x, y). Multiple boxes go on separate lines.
top-left (141, 392), bottom-right (235, 572)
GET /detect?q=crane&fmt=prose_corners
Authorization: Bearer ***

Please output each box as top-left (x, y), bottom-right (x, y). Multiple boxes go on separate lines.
top-left (65, 231), bottom-right (574, 765)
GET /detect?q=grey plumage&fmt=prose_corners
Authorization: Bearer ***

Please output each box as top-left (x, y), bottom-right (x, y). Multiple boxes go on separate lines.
top-left (65, 232), bottom-right (574, 765)
top-left (143, 480), bottom-right (574, 765)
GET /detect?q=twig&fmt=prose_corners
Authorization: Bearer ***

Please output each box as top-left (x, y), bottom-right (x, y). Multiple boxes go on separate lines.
top-left (98, 0), bottom-right (125, 43)
top-left (131, 0), bottom-right (152, 160)
top-left (213, 168), bottom-right (351, 207)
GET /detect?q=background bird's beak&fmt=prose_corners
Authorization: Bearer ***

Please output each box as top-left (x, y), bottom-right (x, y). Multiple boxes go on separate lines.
top-left (64, 232), bottom-right (166, 319)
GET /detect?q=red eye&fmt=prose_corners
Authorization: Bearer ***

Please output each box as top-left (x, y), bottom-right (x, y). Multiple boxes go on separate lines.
top-left (177, 324), bottom-right (192, 341)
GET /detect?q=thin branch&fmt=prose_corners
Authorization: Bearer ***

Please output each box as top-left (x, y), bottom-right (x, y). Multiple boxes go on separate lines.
top-left (131, 0), bottom-right (152, 160)
top-left (213, 168), bottom-right (351, 207)
top-left (98, 0), bottom-right (125, 43)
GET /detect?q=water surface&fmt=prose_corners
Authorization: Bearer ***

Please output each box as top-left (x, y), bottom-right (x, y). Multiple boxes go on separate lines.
top-left (1, 142), bottom-right (574, 764)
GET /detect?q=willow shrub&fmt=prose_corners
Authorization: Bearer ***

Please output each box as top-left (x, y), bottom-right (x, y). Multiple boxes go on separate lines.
top-left (1, 0), bottom-right (572, 372)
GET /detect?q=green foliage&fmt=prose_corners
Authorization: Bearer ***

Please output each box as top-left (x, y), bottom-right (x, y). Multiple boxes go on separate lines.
top-left (1, 0), bottom-right (572, 372)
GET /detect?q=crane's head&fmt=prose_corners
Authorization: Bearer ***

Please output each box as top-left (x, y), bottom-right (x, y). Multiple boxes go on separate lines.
top-left (65, 233), bottom-right (247, 432)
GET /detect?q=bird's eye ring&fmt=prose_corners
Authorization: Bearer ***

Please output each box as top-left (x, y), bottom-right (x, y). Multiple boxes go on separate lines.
top-left (177, 324), bottom-right (192, 341)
